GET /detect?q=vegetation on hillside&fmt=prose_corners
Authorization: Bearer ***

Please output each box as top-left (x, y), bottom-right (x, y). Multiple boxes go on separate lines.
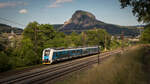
top-left (55, 45), bottom-right (150, 84)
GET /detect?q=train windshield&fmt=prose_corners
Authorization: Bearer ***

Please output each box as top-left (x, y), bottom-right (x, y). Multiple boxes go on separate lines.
top-left (43, 50), bottom-right (51, 64)
top-left (44, 50), bottom-right (50, 56)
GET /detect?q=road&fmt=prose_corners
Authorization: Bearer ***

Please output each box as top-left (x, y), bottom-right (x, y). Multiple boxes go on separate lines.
top-left (0, 49), bottom-right (121, 84)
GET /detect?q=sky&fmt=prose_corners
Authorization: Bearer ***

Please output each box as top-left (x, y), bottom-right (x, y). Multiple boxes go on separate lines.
top-left (0, 0), bottom-right (143, 29)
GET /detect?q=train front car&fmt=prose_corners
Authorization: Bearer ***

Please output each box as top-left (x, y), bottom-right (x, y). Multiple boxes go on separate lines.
top-left (42, 48), bottom-right (53, 64)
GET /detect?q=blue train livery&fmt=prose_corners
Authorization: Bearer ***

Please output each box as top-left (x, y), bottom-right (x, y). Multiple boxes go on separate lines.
top-left (42, 47), bottom-right (99, 64)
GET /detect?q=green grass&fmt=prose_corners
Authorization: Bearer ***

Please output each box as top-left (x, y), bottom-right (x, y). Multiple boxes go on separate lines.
top-left (55, 45), bottom-right (150, 84)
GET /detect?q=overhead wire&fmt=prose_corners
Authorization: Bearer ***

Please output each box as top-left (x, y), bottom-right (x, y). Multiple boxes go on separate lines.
top-left (0, 17), bottom-right (26, 27)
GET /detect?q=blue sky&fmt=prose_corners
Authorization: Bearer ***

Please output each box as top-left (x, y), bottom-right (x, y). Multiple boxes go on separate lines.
top-left (0, 0), bottom-right (143, 28)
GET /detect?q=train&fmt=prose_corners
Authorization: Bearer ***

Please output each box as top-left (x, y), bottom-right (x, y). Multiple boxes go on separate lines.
top-left (42, 47), bottom-right (99, 64)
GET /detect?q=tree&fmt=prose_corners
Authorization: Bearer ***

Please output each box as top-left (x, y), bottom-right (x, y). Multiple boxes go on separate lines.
top-left (44, 32), bottom-right (66, 48)
top-left (119, 0), bottom-right (150, 43)
top-left (70, 32), bottom-right (81, 47)
top-left (110, 39), bottom-right (121, 50)
top-left (140, 26), bottom-right (150, 43)
top-left (23, 22), bottom-right (56, 51)
top-left (85, 29), bottom-right (111, 50)
top-left (22, 22), bottom-right (57, 65)
top-left (38, 24), bottom-right (56, 41)
top-left (0, 37), bottom-right (6, 51)
top-left (0, 52), bottom-right (11, 72)
top-left (23, 21), bottom-right (39, 41)
top-left (119, 0), bottom-right (150, 23)
top-left (9, 37), bottom-right (38, 67)
top-left (38, 24), bottom-right (56, 49)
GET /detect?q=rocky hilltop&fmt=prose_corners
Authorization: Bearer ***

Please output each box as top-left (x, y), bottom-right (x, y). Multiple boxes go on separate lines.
top-left (59, 10), bottom-right (139, 36)
top-left (62, 10), bottom-right (104, 28)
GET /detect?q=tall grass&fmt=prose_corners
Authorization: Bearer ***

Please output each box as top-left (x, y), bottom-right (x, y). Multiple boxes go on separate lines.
top-left (55, 45), bottom-right (150, 84)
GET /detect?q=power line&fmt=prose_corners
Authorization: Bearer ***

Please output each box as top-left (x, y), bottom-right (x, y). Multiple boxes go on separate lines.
top-left (0, 17), bottom-right (26, 27)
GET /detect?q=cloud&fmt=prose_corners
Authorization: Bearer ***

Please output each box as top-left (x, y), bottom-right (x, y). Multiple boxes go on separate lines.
top-left (0, 2), bottom-right (27, 8)
top-left (48, 0), bottom-right (72, 8)
top-left (19, 9), bottom-right (28, 14)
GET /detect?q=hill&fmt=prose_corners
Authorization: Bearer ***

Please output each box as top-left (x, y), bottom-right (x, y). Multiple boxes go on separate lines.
top-left (57, 10), bottom-right (140, 36)
top-left (0, 23), bottom-right (23, 34)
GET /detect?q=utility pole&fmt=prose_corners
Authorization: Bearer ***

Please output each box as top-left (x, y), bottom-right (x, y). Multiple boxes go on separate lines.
top-left (82, 32), bottom-right (86, 47)
top-left (95, 28), bottom-right (100, 64)
top-left (104, 34), bottom-right (107, 51)
top-left (121, 31), bottom-right (124, 54)
top-left (98, 46), bottom-right (100, 64)
top-left (34, 27), bottom-right (38, 55)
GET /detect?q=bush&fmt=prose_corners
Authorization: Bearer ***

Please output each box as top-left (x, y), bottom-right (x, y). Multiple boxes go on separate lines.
top-left (0, 52), bottom-right (12, 72)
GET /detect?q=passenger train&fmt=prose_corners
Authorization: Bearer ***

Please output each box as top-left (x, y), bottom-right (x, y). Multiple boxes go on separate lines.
top-left (42, 47), bottom-right (99, 64)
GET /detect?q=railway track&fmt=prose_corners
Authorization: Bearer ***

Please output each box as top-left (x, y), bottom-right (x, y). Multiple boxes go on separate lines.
top-left (0, 50), bottom-right (121, 84)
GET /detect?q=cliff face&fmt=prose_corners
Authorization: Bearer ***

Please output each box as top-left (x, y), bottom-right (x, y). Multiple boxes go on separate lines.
top-left (59, 10), bottom-right (139, 36)
top-left (61, 10), bottom-right (104, 30)
top-left (66, 10), bottom-right (102, 25)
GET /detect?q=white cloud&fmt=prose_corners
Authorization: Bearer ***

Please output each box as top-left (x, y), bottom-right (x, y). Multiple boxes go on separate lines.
top-left (0, 2), bottom-right (27, 8)
top-left (55, 0), bottom-right (73, 3)
top-left (49, 4), bottom-right (61, 8)
top-left (48, 0), bottom-right (72, 8)
top-left (19, 9), bottom-right (28, 14)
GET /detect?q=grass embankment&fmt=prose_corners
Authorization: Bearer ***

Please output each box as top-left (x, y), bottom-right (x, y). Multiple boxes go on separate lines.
top-left (55, 45), bottom-right (150, 84)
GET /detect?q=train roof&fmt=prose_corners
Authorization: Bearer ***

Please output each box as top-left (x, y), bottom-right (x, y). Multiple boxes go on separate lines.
top-left (54, 47), bottom-right (98, 52)
top-left (44, 47), bottom-right (98, 52)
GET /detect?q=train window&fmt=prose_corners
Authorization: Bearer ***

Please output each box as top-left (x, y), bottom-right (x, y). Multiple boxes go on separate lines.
top-left (77, 50), bottom-right (79, 53)
top-left (67, 51), bottom-right (70, 55)
top-left (62, 51), bottom-right (65, 57)
top-left (74, 50), bottom-right (77, 53)
top-left (61, 51), bottom-right (65, 57)
top-left (69, 51), bottom-right (71, 56)
top-left (56, 52), bottom-right (58, 57)
top-left (59, 52), bottom-right (62, 57)
top-left (57, 52), bottom-right (60, 57)
top-left (72, 51), bottom-right (74, 53)
top-left (64, 51), bottom-right (67, 56)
